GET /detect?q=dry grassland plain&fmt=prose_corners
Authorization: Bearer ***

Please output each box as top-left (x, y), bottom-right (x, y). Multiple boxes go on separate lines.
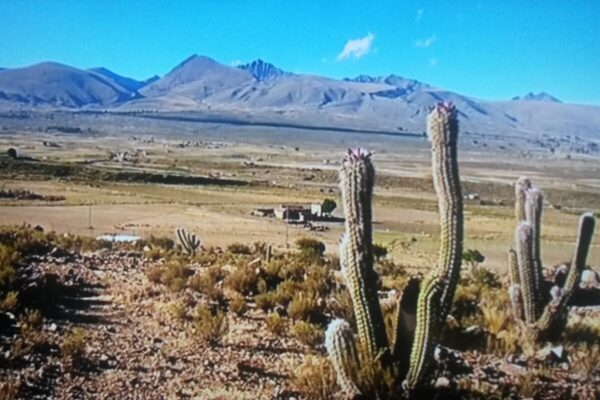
top-left (1, 112), bottom-right (598, 273)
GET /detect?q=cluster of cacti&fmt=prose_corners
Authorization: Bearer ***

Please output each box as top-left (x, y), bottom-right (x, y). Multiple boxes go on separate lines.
top-left (325, 102), bottom-right (464, 395)
top-left (175, 227), bottom-right (201, 256)
top-left (508, 177), bottom-right (596, 341)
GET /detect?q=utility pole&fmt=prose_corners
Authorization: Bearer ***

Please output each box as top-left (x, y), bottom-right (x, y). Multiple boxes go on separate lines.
top-left (88, 204), bottom-right (93, 230)
top-left (285, 216), bottom-right (289, 248)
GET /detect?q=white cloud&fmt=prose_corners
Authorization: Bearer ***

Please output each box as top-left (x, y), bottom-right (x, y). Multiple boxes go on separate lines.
top-left (337, 32), bottom-right (375, 61)
top-left (230, 60), bottom-right (242, 66)
top-left (415, 34), bottom-right (436, 48)
top-left (416, 8), bottom-right (424, 21)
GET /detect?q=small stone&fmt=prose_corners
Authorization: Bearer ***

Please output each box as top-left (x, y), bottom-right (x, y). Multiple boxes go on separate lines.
top-left (580, 270), bottom-right (599, 288)
top-left (435, 376), bottom-right (451, 388)
top-left (551, 345), bottom-right (565, 360)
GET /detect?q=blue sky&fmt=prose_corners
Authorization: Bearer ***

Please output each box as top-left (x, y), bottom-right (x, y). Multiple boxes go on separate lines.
top-left (1, 1), bottom-right (599, 104)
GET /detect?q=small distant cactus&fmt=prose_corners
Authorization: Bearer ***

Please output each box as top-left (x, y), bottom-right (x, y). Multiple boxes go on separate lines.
top-left (325, 103), bottom-right (464, 395)
top-left (509, 178), bottom-right (596, 341)
top-left (176, 227), bottom-right (201, 256)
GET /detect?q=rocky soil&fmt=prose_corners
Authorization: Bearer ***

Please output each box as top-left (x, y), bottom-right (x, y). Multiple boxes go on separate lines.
top-left (1, 247), bottom-right (599, 399)
top-left (1, 249), bottom-right (305, 399)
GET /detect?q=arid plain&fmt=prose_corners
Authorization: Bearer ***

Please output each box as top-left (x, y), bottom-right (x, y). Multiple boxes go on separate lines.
top-left (1, 111), bottom-right (599, 272)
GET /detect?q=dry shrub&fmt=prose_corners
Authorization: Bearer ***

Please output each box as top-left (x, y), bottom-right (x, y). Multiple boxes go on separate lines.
top-left (291, 321), bottom-right (324, 348)
top-left (273, 280), bottom-right (301, 306)
top-left (189, 266), bottom-right (224, 302)
top-left (0, 244), bottom-right (21, 292)
top-left (12, 310), bottom-right (47, 356)
top-left (0, 290), bottom-right (18, 312)
top-left (146, 266), bottom-right (163, 284)
top-left (480, 300), bottom-right (512, 336)
top-left (255, 293), bottom-right (276, 312)
top-left (296, 237), bottom-right (326, 258)
top-left (290, 355), bottom-right (337, 400)
top-left (230, 294), bottom-right (247, 316)
top-left (193, 304), bottom-right (229, 345)
top-left (138, 235), bottom-right (174, 252)
top-left (569, 343), bottom-right (600, 379)
top-left (265, 312), bottom-right (287, 336)
top-left (0, 378), bottom-right (20, 400)
top-left (146, 259), bottom-right (193, 291)
top-left (451, 283), bottom-right (481, 324)
top-left (162, 260), bottom-right (192, 292)
top-left (224, 265), bottom-right (258, 295)
top-left (21, 307), bottom-right (41, 326)
top-left (287, 292), bottom-right (322, 322)
top-left (564, 314), bottom-right (600, 345)
top-left (304, 264), bottom-right (331, 296)
top-left (327, 288), bottom-right (355, 327)
top-left (355, 353), bottom-right (399, 398)
top-left (61, 327), bottom-right (87, 367)
top-left (144, 247), bottom-right (164, 261)
top-left (227, 243), bottom-right (251, 255)
top-left (168, 300), bottom-right (187, 321)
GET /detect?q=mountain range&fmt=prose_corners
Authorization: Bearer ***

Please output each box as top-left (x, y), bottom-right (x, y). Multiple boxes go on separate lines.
top-left (1, 55), bottom-right (599, 138)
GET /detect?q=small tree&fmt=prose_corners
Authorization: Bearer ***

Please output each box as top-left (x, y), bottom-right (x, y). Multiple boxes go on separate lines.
top-left (462, 249), bottom-right (485, 270)
top-left (296, 237), bottom-right (326, 257)
top-left (7, 147), bottom-right (19, 159)
top-left (373, 243), bottom-right (388, 261)
top-left (321, 199), bottom-right (337, 215)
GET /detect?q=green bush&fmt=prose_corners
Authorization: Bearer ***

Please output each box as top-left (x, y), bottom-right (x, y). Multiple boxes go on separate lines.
top-left (295, 237), bottom-right (326, 257)
top-left (373, 243), bottom-right (388, 260)
top-left (227, 243), bottom-right (251, 255)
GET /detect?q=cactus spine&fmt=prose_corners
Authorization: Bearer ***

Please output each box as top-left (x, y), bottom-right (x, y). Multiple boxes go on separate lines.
top-left (176, 227), bottom-right (201, 256)
top-left (325, 103), bottom-right (464, 395)
top-left (510, 179), bottom-right (596, 341)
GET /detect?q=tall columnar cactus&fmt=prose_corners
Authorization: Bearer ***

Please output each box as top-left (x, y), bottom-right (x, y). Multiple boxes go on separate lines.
top-left (175, 227), bottom-right (201, 256)
top-left (325, 103), bottom-right (464, 396)
top-left (426, 102), bottom-right (464, 321)
top-left (508, 178), bottom-right (596, 341)
top-left (339, 148), bottom-right (389, 361)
